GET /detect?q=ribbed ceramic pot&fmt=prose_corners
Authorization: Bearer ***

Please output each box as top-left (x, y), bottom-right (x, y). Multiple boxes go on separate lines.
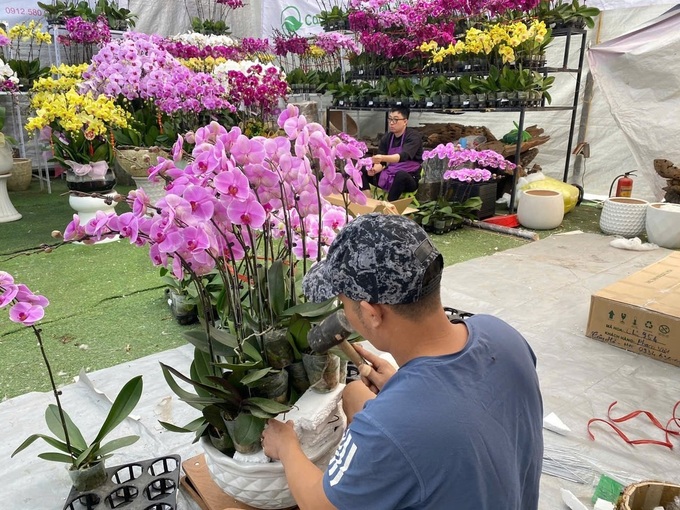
top-left (202, 423), bottom-right (343, 509)
top-left (599, 197), bottom-right (648, 237)
top-left (517, 189), bottom-right (565, 230)
top-left (645, 202), bottom-right (680, 248)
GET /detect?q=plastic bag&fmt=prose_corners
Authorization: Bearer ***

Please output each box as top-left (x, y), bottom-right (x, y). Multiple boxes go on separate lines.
top-left (520, 172), bottom-right (581, 213)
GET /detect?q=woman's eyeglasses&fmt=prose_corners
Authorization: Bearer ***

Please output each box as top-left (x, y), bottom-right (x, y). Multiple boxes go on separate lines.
top-left (387, 117), bottom-right (406, 124)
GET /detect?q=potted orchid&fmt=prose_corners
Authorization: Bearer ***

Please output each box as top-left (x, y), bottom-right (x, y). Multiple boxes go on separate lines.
top-left (60, 104), bottom-right (370, 472)
top-left (0, 20), bottom-right (52, 90)
top-left (419, 143), bottom-right (516, 229)
top-left (1, 271), bottom-right (144, 492)
top-left (25, 64), bottom-right (131, 193)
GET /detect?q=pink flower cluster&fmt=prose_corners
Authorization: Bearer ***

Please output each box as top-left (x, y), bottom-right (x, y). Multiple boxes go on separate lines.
top-left (216, 0), bottom-right (245, 7)
top-left (59, 15), bottom-right (111, 45)
top-left (315, 33), bottom-right (359, 55)
top-left (240, 38), bottom-right (271, 55)
top-left (0, 272), bottom-right (49, 326)
top-left (273, 35), bottom-right (309, 57)
top-left (214, 62), bottom-right (288, 115)
top-left (423, 143), bottom-right (515, 178)
top-left (81, 32), bottom-right (235, 116)
top-left (348, 0), bottom-right (540, 59)
top-left (63, 105), bottom-right (371, 275)
top-left (161, 40), bottom-right (242, 60)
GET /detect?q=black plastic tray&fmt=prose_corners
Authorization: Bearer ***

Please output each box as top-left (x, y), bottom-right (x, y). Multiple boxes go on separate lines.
top-left (63, 455), bottom-right (181, 510)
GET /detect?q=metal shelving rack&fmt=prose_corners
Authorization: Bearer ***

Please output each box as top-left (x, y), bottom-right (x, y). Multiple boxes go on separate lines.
top-left (325, 26), bottom-right (588, 213)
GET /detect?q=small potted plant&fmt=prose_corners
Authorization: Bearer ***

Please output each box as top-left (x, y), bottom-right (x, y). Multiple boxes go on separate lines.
top-left (1, 271), bottom-right (144, 492)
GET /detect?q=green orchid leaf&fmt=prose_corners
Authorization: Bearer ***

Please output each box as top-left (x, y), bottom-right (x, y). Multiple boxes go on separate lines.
top-left (232, 413), bottom-right (265, 446)
top-left (266, 260), bottom-right (286, 318)
top-left (44, 404), bottom-right (88, 451)
top-left (92, 375), bottom-right (143, 446)
top-left (12, 433), bottom-right (70, 458)
top-left (281, 298), bottom-right (336, 317)
top-left (240, 368), bottom-right (272, 386)
top-left (38, 452), bottom-right (75, 464)
top-left (158, 417), bottom-right (204, 433)
top-left (243, 397), bottom-right (292, 415)
top-left (97, 435), bottom-right (140, 457)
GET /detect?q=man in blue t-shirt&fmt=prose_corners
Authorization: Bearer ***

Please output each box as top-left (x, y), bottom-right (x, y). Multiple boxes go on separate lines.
top-left (261, 214), bottom-right (544, 510)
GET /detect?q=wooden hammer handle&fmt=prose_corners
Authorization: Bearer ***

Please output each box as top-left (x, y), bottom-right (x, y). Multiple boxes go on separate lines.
top-left (338, 340), bottom-right (372, 378)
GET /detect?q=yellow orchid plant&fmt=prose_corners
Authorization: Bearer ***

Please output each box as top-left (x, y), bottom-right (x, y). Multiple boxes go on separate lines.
top-left (26, 64), bottom-right (130, 177)
top-left (420, 20), bottom-right (550, 66)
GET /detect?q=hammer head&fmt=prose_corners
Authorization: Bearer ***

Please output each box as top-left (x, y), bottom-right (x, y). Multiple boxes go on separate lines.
top-left (307, 310), bottom-right (353, 354)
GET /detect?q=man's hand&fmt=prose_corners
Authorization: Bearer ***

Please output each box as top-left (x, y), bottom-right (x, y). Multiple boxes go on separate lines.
top-left (367, 163), bottom-right (383, 177)
top-left (354, 344), bottom-right (397, 394)
top-left (262, 419), bottom-right (298, 461)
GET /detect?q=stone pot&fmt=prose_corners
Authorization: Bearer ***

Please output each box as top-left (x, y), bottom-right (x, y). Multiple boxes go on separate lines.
top-left (599, 197), bottom-right (648, 238)
top-left (645, 202), bottom-right (680, 248)
top-left (517, 189), bottom-right (564, 230)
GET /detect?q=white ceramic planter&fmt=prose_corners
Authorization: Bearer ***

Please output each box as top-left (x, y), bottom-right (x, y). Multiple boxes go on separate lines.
top-left (599, 197), bottom-right (648, 237)
top-left (202, 422), bottom-right (343, 509)
top-left (517, 189), bottom-right (565, 230)
top-left (646, 202), bottom-right (680, 248)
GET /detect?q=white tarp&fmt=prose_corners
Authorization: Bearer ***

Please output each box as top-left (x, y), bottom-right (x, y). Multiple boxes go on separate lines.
top-left (588, 6), bottom-right (680, 201)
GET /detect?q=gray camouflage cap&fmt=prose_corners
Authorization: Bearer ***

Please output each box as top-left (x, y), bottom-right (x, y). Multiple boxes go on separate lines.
top-left (302, 214), bottom-right (443, 304)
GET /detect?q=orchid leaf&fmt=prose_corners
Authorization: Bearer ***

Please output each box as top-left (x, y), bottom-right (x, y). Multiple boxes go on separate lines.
top-left (232, 413), bottom-right (265, 446)
top-left (267, 260), bottom-right (286, 318)
top-left (243, 397), bottom-right (292, 415)
top-left (91, 375), bottom-right (143, 446)
top-left (44, 404), bottom-right (87, 451)
top-left (240, 368), bottom-right (272, 387)
top-left (97, 435), bottom-right (140, 457)
top-left (159, 417), bottom-right (204, 433)
top-left (38, 452), bottom-right (75, 464)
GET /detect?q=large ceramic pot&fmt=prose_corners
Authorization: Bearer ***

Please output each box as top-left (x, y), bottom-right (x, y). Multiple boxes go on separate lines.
top-left (599, 197), bottom-right (648, 237)
top-left (517, 189), bottom-right (565, 230)
top-left (645, 202), bottom-right (680, 248)
top-left (202, 386), bottom-right (346, 509)
top-left (202, 422), bottom-right (343, 509)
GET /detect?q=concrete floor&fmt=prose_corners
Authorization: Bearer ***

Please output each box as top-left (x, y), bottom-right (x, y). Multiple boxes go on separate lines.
top-left (1, 232), bottom-right (678, 509)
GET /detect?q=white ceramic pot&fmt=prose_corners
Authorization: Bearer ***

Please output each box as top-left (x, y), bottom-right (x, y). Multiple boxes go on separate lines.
top-left (0, 141), bottom-right (13, 175)
top-left (599, 197), bottom-right (648, 237)
top-left (202, 423), bottom-right (343, 509)
top-left (517, 189), bottom-right (565, 230)
top-left (132, 176), bottom-right (166, 208)
top-left (645, 202), bottom-right (680, 248)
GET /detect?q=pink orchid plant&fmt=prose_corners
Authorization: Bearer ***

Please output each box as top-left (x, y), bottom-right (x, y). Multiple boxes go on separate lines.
top-left (61, 105), bottom-right (370, 455)
top-left (1, 272), bottom-right (144, 472)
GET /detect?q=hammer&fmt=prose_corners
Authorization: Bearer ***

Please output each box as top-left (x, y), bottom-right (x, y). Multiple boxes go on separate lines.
top-left (307, 310), bottom-right (372, 378)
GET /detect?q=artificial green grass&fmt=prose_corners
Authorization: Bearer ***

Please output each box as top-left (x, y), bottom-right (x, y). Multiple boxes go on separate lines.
top-left (0, 178), bottom-right (603, 399)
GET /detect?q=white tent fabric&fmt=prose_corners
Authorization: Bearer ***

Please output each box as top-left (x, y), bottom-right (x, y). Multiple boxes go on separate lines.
top-left (587, 6), bottom-right (680, 201)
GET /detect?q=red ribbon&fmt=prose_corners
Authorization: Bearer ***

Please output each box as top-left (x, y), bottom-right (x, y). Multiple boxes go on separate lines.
top-left (587, 400), bottom-right (680, 449)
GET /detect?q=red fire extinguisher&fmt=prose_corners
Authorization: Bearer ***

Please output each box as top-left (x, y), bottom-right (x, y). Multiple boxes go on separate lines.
top-left (609, 171), bottom-right (635, 197)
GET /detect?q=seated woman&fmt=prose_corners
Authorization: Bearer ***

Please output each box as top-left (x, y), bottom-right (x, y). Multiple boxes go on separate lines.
top-left (361, 106), bottom-right (423, 202)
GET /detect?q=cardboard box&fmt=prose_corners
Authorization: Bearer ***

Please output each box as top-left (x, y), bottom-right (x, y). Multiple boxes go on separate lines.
top-left (327, 193), bottom-right (417, 217)
top-left (586, 252), bottom-right (680, 367)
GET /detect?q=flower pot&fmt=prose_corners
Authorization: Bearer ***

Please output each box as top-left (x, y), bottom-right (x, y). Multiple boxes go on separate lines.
top-left (66, 167), bottom-right (116, 194)
top-left (257, 369), bottom-right (289, 404)
top-left (7, 158), bottom-right (32, 191)
top-left (201, 400), bottom-right (344, 509)
top-left (517, 189), bottom-right (564, 230)
top-left (433, 218), bottom-right (447, 235)
top-left (302, 352), bottom-right (340, 393)
top-left (115, 147), bottom-right (168, 178)
top-left (645, 202), bottom-right (680, 248)
top-left (286, 361), bottom-right (310, 394)
top-left (68, 461), bottom-right (107, 492)
top-left (131, 176), bottom-right (166, 207)
top-left (599, 197), bottom-right (648, 238)
top-left (263, 329), bottom-right (295, 370)
top-left (167, 289), bottom-right (198, 325)
top-left (0, 142), bottom-right (13, 175)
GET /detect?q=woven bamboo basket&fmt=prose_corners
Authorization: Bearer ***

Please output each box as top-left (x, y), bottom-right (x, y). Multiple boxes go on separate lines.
top-left (617, 481), bottom-right (680, 510)
top-left (7, 158), bottom-right (32, 191)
